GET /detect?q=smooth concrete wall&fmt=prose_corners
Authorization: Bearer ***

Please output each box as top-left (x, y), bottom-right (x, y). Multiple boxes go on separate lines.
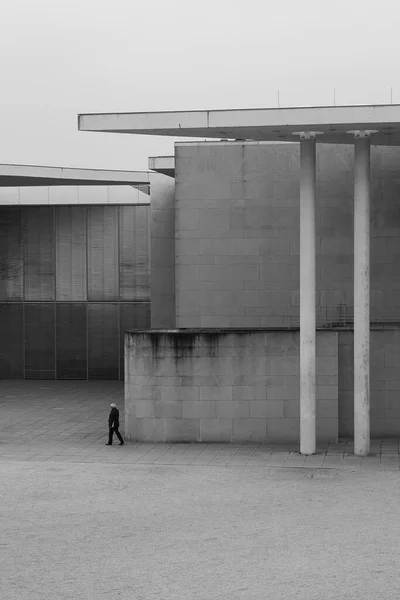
top-left (0, 185), bottom-right (149, 205)
top-left (149, 173), bottom-right (176, 329)
top-left (125, 329), bottom-right (338, 443)
top-left (175, 142), bottom-right (400, 328)
top-left (339, 329), bottom-right (400, 437)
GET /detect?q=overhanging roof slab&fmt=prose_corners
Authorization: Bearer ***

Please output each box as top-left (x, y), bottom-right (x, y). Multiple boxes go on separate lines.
top-left (78, 104), bottom-right (400, 146)
top-left (148, 156), bottom-right (175, 178)
top-left (0, 163), bottom-right (151, 192)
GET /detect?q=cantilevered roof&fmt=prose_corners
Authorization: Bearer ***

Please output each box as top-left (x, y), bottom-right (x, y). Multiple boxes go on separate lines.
top-left (78, 104), bottom-right (400, 146)
top-left (148, 156), bottom-right (175, 178)
top-left (0, 163), bottom-right (151, 192)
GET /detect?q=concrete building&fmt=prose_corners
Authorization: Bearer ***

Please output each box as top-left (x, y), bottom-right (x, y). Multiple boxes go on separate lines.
top-left (79, 104), bottom-right (400, 455)
top-left (0, 163), bottom-right (174, 381)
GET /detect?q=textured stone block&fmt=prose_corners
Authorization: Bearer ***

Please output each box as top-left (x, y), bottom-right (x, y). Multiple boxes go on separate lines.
top-left (316, 333), bottom-right (338, 356)
top-left (232, 386), bottom-right (266, 401)
top-left (182, 401), bottom-right (216, 419)
top-left (128, 385), bottom-right (152, 400)
top-left (154, 401), bottom-right (183, 419)
top-left (250, 400), bottom-right (283, 419)
top-left (317, 401), bottom-right (338, 419)
top-left (200, 316), bottom-right (230, 327)
top-left (136, 418), bottom-right (166, 442)
top-left (266, 418), bottom-right (299, 442)
top-left (316, 418), bottom-right (338, 442)
top-left (176, 208), bottom-right (200, 230)
top-left (200, 386), bottom-right (233, 401)
top-left (216, 401), bottom-right (250, 419)
top-left (317, 357), bottom-right (338, 376)
top-left (199, 418), bottom-right (233, 442)
top-left (267, 357), bottom-right (299, 376)
top-left (229, 316), bottom-right (260, 327)
top-left (267, 386), bottom-right (299, 401)
top-left (317, 386), bottom-right (338, 401)
top-left (283, 402), bottom-right (300, 419)
top-left (233, 418), bottom-right (267, 442)
top-left (135, 400), bottom-right (155, 419)
top-left (165, 418), bottom-right (200, 442)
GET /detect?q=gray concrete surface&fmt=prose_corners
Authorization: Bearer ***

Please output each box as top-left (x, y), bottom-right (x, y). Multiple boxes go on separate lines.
top-left (1, 381), bottom-right (400, 599)
top-left (1, 462), bottom-right (400, 599)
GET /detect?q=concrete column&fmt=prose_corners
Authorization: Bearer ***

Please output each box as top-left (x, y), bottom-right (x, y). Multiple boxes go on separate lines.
top-left (353, 132), bottom-right (371, 457)
top-left (299, 134), bottom-right (317, 455)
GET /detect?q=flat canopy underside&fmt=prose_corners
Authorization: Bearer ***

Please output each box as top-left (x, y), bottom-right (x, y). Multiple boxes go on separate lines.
top-left (0, 164), bottom-right (150, 193)
top-left (78, 104), bottom-right (400, 146)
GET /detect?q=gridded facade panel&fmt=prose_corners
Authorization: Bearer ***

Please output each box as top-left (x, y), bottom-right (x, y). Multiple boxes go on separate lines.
top-left (56, 303), bottom-right (87, 379)
top-left (0, 204), bottom-right (150, 380)
top-left (0, 207), bottom-right (23, 301)
top-left (88, 303), bottom-right (119, 379)
top-left (56, 207), bottom-right (87, 301)
top-left (119, 302), bottom-right (151, 379)
top-left (25, 303), bottom-right (55, 379)
top-left (87, 206), bottom-right (119, 301)
top-left (0, 303), bottom-right (23, 378)
top-left (24, 206), bottom-right (55, 301)
top-left (119, 205), bottom-right (150, 301)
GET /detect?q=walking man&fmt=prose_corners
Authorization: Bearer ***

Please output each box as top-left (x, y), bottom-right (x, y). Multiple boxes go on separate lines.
top-left (106, 403), bottom-right (124, 446)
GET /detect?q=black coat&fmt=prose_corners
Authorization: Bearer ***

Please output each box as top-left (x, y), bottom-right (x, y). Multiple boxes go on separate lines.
top-left (108, 407), bottom-right (120, 428)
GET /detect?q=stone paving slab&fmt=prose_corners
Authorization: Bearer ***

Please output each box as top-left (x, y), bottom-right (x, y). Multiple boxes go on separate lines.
top-left (1, 381), bottom-right (400, 471)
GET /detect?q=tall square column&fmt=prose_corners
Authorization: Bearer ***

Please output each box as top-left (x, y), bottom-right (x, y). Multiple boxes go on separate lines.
top-left (353, 131), bottom-right (371, 456)
top-left (299, 134), bottom-right (317, 455)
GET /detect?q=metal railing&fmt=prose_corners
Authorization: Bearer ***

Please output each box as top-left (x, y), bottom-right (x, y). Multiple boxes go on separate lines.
top-left (284, 304), bottom-right (400, 329)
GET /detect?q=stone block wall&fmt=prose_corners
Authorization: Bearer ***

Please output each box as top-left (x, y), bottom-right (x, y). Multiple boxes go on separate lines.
top-left (175, 142), bottom-right (400, 328)
top-left (125, 329), bottom-right (338, 443)
top-left (339, 329), bottom-right (400, 437)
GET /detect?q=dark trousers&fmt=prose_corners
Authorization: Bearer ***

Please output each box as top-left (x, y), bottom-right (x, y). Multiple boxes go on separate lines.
top-left (108, 426), bottom-right (124, 445)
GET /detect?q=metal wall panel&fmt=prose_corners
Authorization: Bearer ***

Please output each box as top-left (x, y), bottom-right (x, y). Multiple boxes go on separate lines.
top-left (87, 206), bottom-right (118, 301)
top-left (119, 205), bottom-right (150, 301)
top-left (119, 302), bottom-right (151, 379)
top-left (0, 303), bottom-right (23, 378)
top-left (2, 204), bottom-right (150, 380)
top-left (88, 303), bottom-right (119, 379)
top-left (56, 303), bottom-right (87, 379)
top-left (25, 303), bottom-right (55, 379)
top-left (0, 207), bottom-right (23, 301)
top-left (24, 206), bottom-right (55, 301)
top-left (56, 207), bottom-right (87, 301)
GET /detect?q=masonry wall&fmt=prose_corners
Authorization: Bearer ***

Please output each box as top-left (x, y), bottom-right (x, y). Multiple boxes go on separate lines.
top-left (339, 329), bottom-right (400, 437)
top-left (125, 330), bottom-right (338, 443)
top-left (175, 142), bottom-right (400, 328)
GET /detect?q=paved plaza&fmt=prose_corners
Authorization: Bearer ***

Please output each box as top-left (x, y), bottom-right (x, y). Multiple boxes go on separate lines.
top-left (0, 381), bottom-right (400, 469)
top-left (1, 381), bottom-right (400, 599)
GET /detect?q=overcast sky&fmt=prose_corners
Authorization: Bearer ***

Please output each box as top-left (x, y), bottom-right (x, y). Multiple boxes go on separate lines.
top-left (0, 0), bottom-right (398, 171)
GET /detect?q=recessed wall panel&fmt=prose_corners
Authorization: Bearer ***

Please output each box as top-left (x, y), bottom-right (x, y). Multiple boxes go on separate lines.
top-left (119, 205), bottom-right (150, 301)
top-left (24, 206), bottom-right (55, 301)
top-left (88, 303), bottom-right (119, 379)
top-left (87, 206), bottom-right (118, 301)
top-left (56, 303), bottom-right (87, 379)
top-left (56, 206), bottom-right (87, 301)
top-left (119, 302), bottom-right (151, 379)
top-left (25, 303), bottom-right (55, 379)
top-left (0, 303), bottom-right (23, 378)
top-left (0, 207), bottom-right (23, 300)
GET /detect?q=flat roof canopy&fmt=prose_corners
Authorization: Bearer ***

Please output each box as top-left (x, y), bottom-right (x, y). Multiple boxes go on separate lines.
top-left (0, 163), bottom-right (151, 192)
top-left (78, 104), bottom-right (400, 146)
top-left (148, 156), bottom-right (175, 178)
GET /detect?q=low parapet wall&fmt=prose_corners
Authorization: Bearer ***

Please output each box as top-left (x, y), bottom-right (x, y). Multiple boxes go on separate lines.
top-left (125, 329), bottom-right (338, 443)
